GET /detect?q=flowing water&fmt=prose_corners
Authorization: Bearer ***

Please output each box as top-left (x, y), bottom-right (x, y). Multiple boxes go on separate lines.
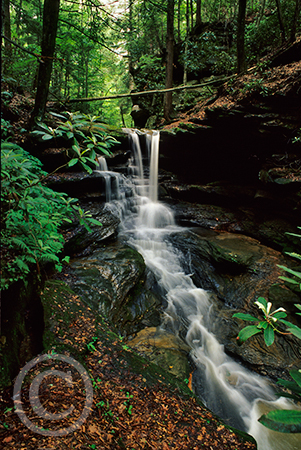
top-left (101, 130), bottom-right (301, 450)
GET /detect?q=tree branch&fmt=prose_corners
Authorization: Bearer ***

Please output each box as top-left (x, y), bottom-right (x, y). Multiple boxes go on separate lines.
top-left (66, 75), bottom-right (234, 103)
top-left (1, 34), bottom-right (44, 63)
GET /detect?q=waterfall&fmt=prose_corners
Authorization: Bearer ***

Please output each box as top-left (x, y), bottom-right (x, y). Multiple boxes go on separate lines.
top-left (97, 155), bottom-right (108, 171)
top-left (108, 130), bottom-right (301, 450)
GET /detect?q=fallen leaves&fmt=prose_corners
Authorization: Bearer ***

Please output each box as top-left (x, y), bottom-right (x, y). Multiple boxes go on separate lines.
top-left (0, 281), bottom-right (256, 450)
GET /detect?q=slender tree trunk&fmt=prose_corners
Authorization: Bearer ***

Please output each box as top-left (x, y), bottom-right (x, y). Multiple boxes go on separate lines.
top-left (256, 0), bottom-right (266, 27)
top-left (274, 0), bottom-right (286, 44)
top-left (196, 0), bottom-right (202, 26)
top-left (237, 0), bottom-right (247, 74)
top-left (290, 0), bottom-right (300, 43)
top-left (128, 0), bottom-right (135, 90)
top-left (164, 0), bottom-right (175, 121)
top-left (1, 0), bottom-right (12, 76)
top-left (16, 0), bottom-right (22, 34)
top-left (186, 0), bottom-right (190, 33)
top-left (31, 0), bottom-right (60, 125)
top-left (85, 52), bottom-right (89, 99)
top-left (190, 0), bottom-right (193, 29)
top-left (177, 0), bottom-right (182, 42)
top-left (183, 0), bottom-right (190, 87)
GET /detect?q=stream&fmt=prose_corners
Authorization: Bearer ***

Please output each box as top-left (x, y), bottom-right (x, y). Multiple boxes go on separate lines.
top-left (97, 130), bottom-right (301, 450)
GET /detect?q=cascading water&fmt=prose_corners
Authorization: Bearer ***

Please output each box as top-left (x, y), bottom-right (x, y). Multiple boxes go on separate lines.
top-left (104, 130), bottom-right (301, 450)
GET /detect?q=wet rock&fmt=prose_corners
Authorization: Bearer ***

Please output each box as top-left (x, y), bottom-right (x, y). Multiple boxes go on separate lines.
top-left (68, 241), bottom-right (145, 315)
top-left (66, 241), bottom-right (164, 336)
top-left (165, 198), bottom-right (300, 253)
top-left (64, 203), bottom-right (121, 256)
top-left (168, 228), bottom-right (301, 380)
top-left (127, 327), bottom-right (191, 380)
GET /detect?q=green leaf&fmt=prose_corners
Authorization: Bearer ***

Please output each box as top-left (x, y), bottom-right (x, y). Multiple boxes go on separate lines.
top-left (81, 162), bottom-right (93, 174)
top-left (72, 143), bottom-right (81, 157)
top-left (68, 158), bottom-right (78, 167)
top-left (278, 265), bottom-right (301, 279)
top-left (272, 311), bottom-right (287, 319)
top-left (279, 276), bottom-right (300, 285)
top-left (263, 325), bottom-right (274, 346)
top-left (49, 111), bottom-right (68, 120)
top-left (258, 409), bottom-right (301, 433)
top-left (87, 218), bottom-right (103, 226)
top-left (232, 313), bottom-right (259, 322)
top-left (290, 370), bottom-right (301, 389)
top-left (288, 327), bottom-right (301, 339)
top-left (42, 134), bottom-right (54, 141)
top-left (278, 320), bottom-right (301, 338)
top-left (295, 303), bottom-right (301, 316)
top-left (286, 252), bottom-right (301, 261)
top-left (257, 297), bottom-right (268, 308)
top-left (277, 378), bottom-right (301, 395)
top-left (237, 325), bottom-right (262, 342)
top-left (257, 321), bottom-right (268, 329)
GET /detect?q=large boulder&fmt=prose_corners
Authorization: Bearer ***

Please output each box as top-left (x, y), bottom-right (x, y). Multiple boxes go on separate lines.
top-left (66, 240), bottom-right (163, 335)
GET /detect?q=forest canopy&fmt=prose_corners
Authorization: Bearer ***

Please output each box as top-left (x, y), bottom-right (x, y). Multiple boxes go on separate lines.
top-left (1, 0), bottom-right (300, 127)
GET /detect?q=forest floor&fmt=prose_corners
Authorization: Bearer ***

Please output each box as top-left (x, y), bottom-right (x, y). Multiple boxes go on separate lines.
top-left (161, 39), bottom-right (301, 131)
top-left (0, 280), bottom-right (256, 450)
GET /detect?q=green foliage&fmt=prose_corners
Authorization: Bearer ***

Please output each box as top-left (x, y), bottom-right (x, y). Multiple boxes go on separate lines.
top-left (32, 111), bottom-right (119, 173)
top-left (241, 78), bottom-right (271, 97)
top-left (279, 228), bottom-right (301, 291)
top-left (245, 16), bottom-right (280, 62)
top-left (1, 142), bottom-right (102, 290)
top-left (179, 32), bottom-right (234, 76)
top-left (258, 369), bottom-right (301, 433)
top-left (234, 231), bottom-right (301, 433)
top-left (1, 118), bottom-right (13, 138)
top-left (233, 298), bottom-right (301, 346)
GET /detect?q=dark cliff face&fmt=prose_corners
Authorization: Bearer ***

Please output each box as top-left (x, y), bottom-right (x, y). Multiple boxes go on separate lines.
top-left (159, 86), bottom-right (301, 186)
top-left (159, 41), bottom-right (301, 189)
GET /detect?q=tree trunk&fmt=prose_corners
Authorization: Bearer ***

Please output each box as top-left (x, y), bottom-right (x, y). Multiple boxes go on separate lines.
top-left (237, 0), bottom-right (247, 74)
top-left (30, 0), bottom-right (60, 126)
top-left (190, 0), bottom-right (193, 29)
top-left (1, 0), bottom-right (12, 76)
top-left (256, 0), bottom-right (266, 27)
top-left (186, 0), bottom-right (190, 33)
top-left (85, 52), bottom-right (89, 99)
top-left (196, 0), bottom-right (202, 26)
top-left (290, 0), bottom-right (300, 43)
top-left (16, 0), bottom-right (22, 34)
top-left (177, 0), bottom-right (182, 42)
top-left (164, 0), bottom-right (175, 121)
top-left (274, 0), bottom-right (286, 44)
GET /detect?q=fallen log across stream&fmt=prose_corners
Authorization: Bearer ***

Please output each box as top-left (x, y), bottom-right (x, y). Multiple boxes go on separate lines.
top-left (64, 75), bottom-right (234, 103)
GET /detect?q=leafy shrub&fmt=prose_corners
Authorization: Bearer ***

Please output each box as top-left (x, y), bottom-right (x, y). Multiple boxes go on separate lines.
top-left (32, 111), bottom-right (119, 173)
top-left (179, 32), bottom-right (234, 76)
top-left (241, 78), bottom-right (271, 97)
top-left (1, 142), bottom-right (101, 290)
top-left (1, 118), bottom-right (13, 138)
